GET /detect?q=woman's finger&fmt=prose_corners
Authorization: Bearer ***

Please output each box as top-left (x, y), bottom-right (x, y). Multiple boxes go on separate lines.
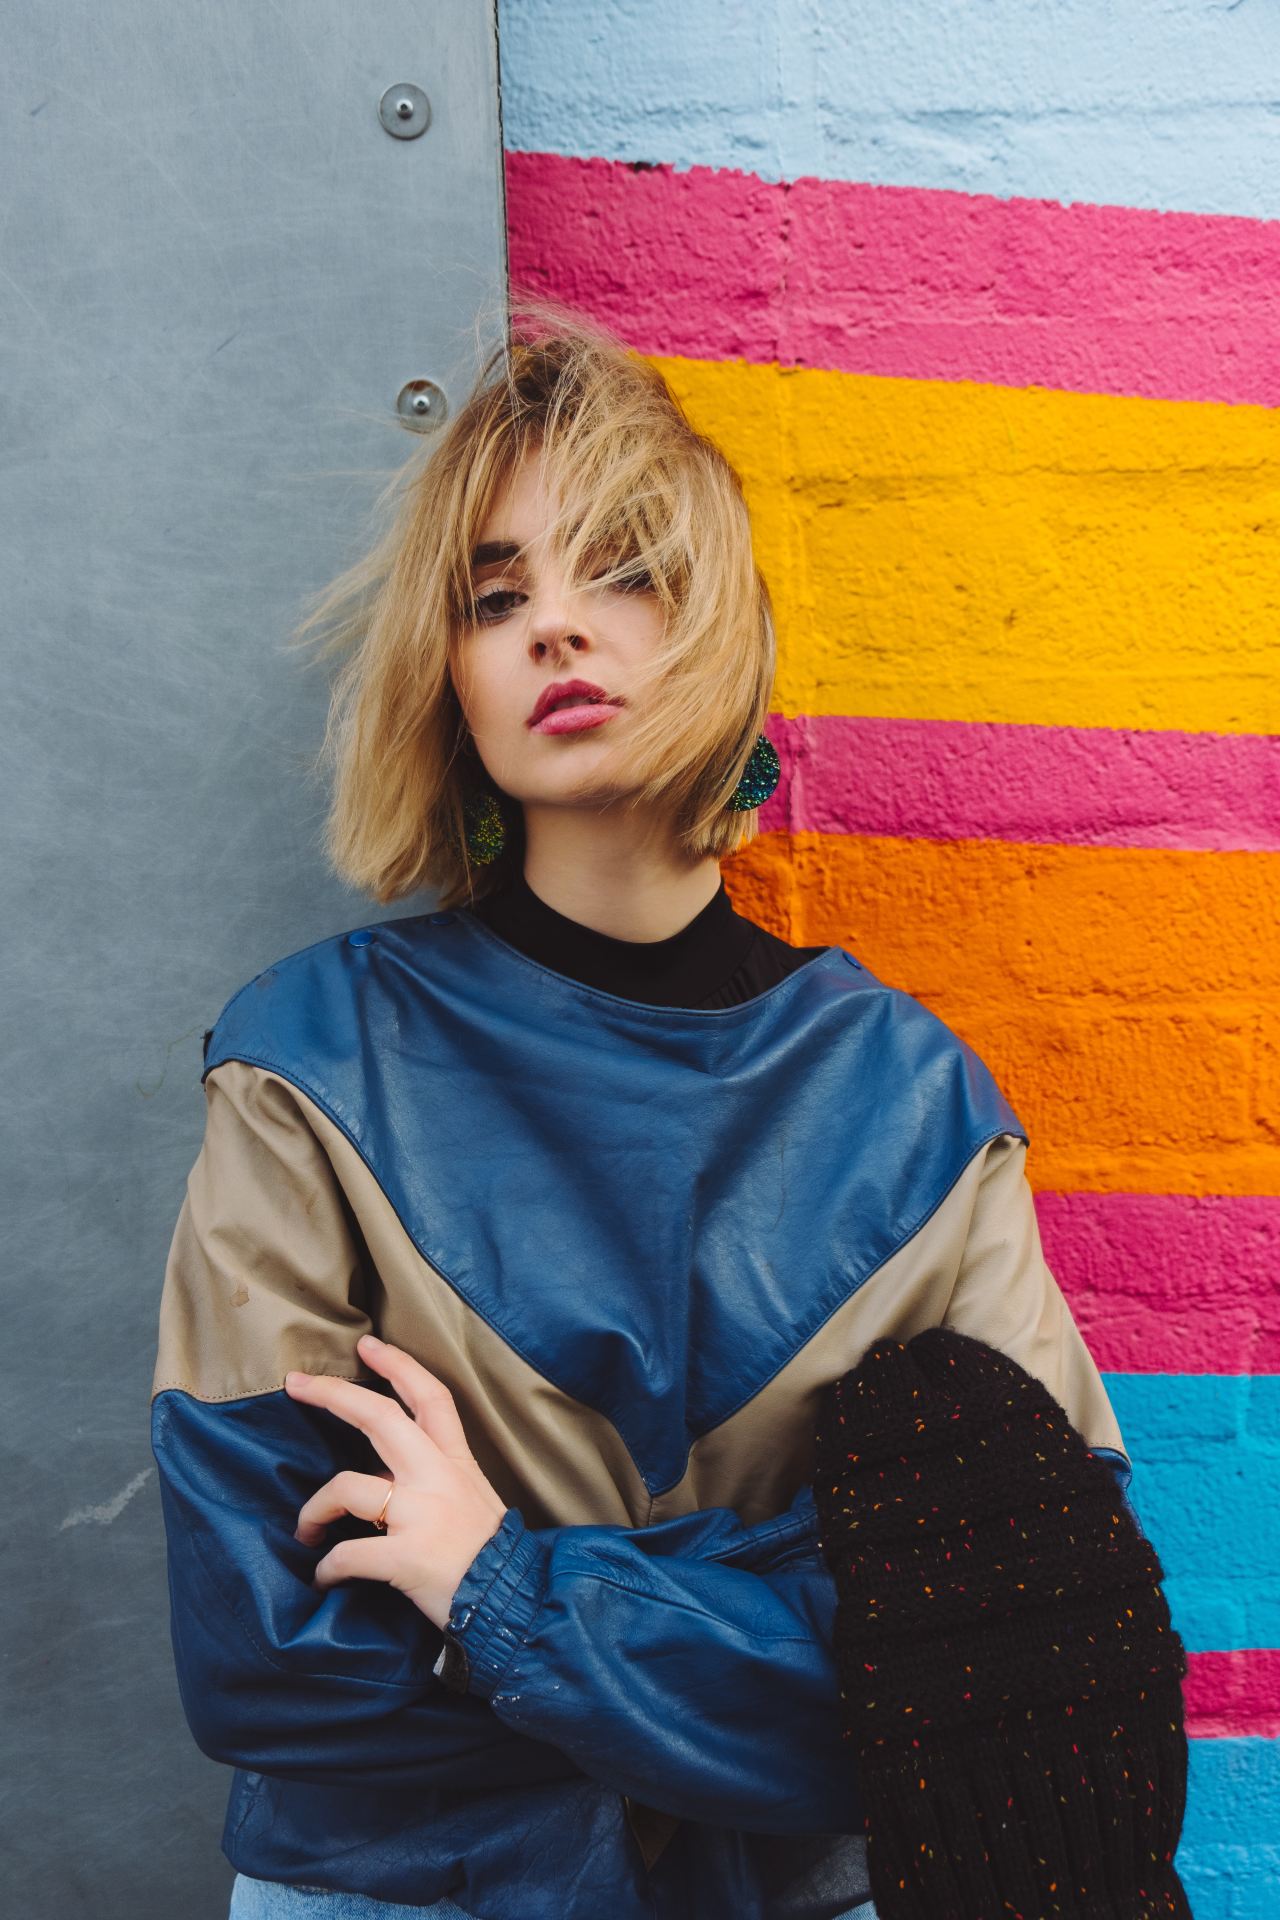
top-left (356, 1335), bottom-right (475, 1462)
top-left (311, 1534), bottom-right (403, 1591)
top-left (283, 1369), bottom-right (426, 1476)
top-left (294, 1468), bottom-right (393, 1546)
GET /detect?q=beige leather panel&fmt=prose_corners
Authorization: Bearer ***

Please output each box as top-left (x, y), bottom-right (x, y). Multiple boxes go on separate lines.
top-left (655, 1131), bottom-right (1127, 1528)
top-left (152, 1060), bottom-right (652, 1530)
top-left (152, 1062), bottom-right (372, 1400)
top-left (154, 1063), bottom-right (1126, 1536)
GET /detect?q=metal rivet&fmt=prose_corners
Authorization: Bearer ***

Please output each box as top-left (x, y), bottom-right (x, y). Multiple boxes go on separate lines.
top-left (378, 83), bottom-right (431, 141)
top-left (396, 378), bottom-right (448, 433)
top-left (348, 929), bottom-right (374, 948)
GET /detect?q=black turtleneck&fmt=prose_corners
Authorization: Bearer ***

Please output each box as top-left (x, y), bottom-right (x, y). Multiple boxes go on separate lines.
top-left (466, 868), bottom-right (830, 1010)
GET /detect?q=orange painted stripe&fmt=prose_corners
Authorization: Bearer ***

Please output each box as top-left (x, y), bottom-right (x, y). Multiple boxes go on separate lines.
top-left (726, 832), bottom-right (1280, 1196)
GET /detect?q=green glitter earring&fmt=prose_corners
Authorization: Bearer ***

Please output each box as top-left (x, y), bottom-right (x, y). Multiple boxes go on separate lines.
top-left (725, 733), bottom-right (781, 812)
top-left (461, 732), bottom-right (779, 861)
top-left (462, 785), bottom-right (507, 864)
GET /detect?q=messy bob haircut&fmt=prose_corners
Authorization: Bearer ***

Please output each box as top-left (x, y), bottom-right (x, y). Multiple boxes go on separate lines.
top-left (288, 291), bottom-right (778, 911)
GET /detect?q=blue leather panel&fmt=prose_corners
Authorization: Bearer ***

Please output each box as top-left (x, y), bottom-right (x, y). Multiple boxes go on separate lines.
top-left (1090, 1442), bottom-right (1141, 1529)
top-left (203, 908), bottom-right (1027, 1496)
top-left (152, 1385), bottom-right (875, 1910)
top-left (151, 1382), bottom-right (1128, 1914)
top-left (150, 1384), bottom-right (584, 1796)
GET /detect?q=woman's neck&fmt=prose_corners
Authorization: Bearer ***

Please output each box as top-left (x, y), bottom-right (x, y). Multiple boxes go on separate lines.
top-left (516, 804), bottom-right (725, 943)
top-left (467, 864), bottom-right (758, 1005)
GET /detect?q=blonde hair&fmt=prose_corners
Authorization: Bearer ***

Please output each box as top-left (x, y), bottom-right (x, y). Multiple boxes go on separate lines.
top-left (287, 289), bottom-right (778, 910)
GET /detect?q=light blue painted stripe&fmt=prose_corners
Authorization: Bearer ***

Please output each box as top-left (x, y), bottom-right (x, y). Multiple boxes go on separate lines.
top-left (1101, 1375), bottom-right (1280, 1653)
top-left (1178, 1737), bottom-right (1280, 1920)
top-left (497, 0), bottom-right (1280, 220)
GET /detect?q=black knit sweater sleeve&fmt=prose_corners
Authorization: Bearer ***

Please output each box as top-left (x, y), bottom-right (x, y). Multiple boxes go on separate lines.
top-left (813, 1327), bottom-right (1192, 1920)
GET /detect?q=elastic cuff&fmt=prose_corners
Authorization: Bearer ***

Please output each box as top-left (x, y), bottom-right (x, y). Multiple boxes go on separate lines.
top-left (441, 1506), bottom-right (549, 1701)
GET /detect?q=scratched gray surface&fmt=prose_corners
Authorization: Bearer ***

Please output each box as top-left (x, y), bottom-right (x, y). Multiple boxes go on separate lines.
top-left (0, 7), bottom-right (505, 1911)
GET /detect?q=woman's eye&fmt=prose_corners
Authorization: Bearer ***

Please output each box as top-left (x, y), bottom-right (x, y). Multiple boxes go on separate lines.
top-left (471, 587), bottom-right (522, 623)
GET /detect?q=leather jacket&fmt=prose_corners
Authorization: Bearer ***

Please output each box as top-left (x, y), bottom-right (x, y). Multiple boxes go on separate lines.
top-left (150, 906), bottom-right (1131, 1919)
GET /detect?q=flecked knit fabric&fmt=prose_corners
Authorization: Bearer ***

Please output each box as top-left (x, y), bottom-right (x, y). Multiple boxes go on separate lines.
top-left (812, 1327), bottom-right (1192, 1920)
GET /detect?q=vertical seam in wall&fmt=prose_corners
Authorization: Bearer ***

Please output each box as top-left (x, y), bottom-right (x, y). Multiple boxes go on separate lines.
top-left (775, 163), bottom-right (801, 944)
top-left (769, 0), bottom-right (796, 936)
top-left (492, 0), bottom-right (510, 293)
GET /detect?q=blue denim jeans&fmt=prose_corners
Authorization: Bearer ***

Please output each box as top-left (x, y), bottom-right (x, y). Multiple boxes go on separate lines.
top-left (229, 1873), bottom-right (878, 1919)
top-left (229, 1879), bottom-right (477, 1919)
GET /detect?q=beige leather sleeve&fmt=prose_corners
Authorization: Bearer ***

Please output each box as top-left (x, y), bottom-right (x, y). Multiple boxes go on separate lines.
top-left (942, 1133), bottom-right (1128, 1461)
top-left (151, 1059), bottom-right (377, 1404)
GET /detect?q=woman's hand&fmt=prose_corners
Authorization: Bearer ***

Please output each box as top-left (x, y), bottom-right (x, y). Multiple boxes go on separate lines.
top-left (283, 1333), bottom-right (509, 1632)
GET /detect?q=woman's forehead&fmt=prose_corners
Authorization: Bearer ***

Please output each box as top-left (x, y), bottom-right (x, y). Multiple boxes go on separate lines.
top-left (472, 451), bottom-right (560, 558)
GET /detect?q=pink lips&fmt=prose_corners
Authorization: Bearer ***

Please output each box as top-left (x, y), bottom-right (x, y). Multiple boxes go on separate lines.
top-left (531, 702), bottom-right (623, 735)
top-left (527, 678), bottom-right (625, 733)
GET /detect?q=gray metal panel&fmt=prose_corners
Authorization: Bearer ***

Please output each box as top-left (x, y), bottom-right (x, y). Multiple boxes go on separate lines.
top-left (0, 6), bottom-right (506, 1911)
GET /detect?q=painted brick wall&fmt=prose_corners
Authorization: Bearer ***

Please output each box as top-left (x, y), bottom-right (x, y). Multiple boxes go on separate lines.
top-left (495, 4), bottom-right (1280, 1911)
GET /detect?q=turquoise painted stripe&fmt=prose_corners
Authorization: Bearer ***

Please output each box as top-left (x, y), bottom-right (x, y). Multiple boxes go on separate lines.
top-left (1102, 1375), bottom-right (1280, 1652)
top-left (1178, 1737), bottom-right (1280, 1920)
top-left (498, 0), bottom-right (1280, 220)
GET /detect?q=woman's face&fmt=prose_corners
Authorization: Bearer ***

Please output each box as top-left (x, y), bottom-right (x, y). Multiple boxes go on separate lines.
top-left (450, 449), bottom-right (666, 810)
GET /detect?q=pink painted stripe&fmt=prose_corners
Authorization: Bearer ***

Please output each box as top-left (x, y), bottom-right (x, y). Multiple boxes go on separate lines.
top-left (507, 149), bottom-right (1280, 407)
top-left (1185, 1649), bottom-right (1280, 1739)
top-left (1031, 1191), bottom-right (1280, 1375)
top-left (756, 715), bottom-right (1280, 854)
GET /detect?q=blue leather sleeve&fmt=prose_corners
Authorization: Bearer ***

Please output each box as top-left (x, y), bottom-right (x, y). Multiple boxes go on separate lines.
top-left (150, 1383), bottom-right (588, 1794)
top-left (442, 1481), bottom-right (866, 1836)
top-left (150, 1386), bottom-right (1131, 1822)
top-left (1092, 1444), bottom-right (1142, 1529)
top-left (441, 1453), bottom-right (1138, 1834)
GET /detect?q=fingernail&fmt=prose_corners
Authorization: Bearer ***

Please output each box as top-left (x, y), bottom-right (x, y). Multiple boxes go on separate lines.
top-left (360, 1334), bottom-right (383, 1348)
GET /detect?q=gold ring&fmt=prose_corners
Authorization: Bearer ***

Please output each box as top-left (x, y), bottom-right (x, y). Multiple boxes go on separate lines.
top-left (374, 1484), bottom-right (394, 1532)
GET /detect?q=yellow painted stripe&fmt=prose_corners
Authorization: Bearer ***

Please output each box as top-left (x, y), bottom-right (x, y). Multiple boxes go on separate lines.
top-left (654, 356), bottom-right (1280, 736)
top-left (726, 834), bottom-right (1280, 1197)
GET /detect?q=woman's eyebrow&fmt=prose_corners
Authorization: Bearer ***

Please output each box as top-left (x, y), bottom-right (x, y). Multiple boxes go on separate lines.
top-left (469, 540), bottom-right (522, 569)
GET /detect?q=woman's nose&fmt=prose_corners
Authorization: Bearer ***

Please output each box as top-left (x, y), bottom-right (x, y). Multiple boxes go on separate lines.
top-left (527, 585), bottom-right (589, 656)
top-left (530, 624), bottom-right (587, 659)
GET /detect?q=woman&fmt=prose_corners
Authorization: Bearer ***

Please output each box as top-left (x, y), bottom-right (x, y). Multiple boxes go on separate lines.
top-left (149, 299), bottom-right (1135, 1920)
